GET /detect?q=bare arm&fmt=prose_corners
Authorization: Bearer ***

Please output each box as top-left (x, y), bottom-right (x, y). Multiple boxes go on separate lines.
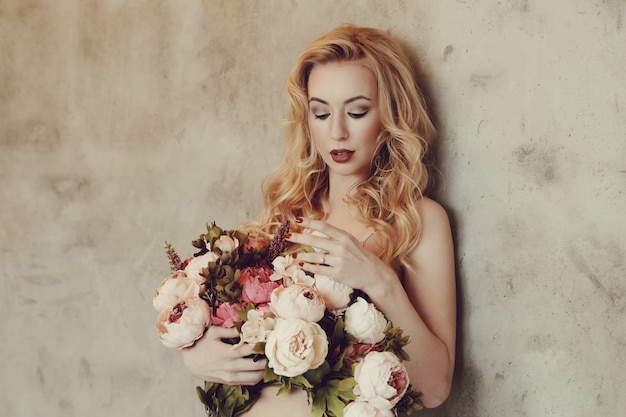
top-left (368, 198), bottom-right (456, 407)
top-left (286, 198), bottom-right (456, 407)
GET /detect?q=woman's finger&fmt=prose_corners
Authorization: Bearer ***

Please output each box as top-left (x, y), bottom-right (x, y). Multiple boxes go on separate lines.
top-left (206, 325), bottom-right (241, 340)
top-left (295, 217), bottom-right (351, 241)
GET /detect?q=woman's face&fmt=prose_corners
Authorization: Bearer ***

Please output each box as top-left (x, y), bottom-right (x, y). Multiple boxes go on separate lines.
top-left (307, 61), bottom-right (382, 184)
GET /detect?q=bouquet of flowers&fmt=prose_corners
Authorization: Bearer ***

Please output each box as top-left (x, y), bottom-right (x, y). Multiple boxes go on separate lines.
top-left (153, 221), bottom-right (423, 417)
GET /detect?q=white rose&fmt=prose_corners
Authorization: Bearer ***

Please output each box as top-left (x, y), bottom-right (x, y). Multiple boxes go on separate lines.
top-left (353, 351), bottom-right (409, 410)
top-left (240, 309), bottom-right (276, 344)
top-left (156, 297), bottom-right (211, 349)
top-left (213, 235), bottom-right (239, 253)
top-left (343, 401), bottom-right (394, 417)
top-left (152, 271), bottom-right (202, 312)
top-left (344, 297), bottom-right (387, 344)
top-left (183, 252), bottom-right (219, 282)
top-left (314, 273), bottom-right (353, 311)
top-left (270, 284), bottom-right (326, 322)
top-left (270, 255), bottom-right (315, 286)
top-left (265, 318), bottom-right (328, 377)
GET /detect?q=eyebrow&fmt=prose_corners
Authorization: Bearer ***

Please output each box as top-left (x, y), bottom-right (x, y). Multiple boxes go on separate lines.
top-left (308, 95), bottom-right (371, 105)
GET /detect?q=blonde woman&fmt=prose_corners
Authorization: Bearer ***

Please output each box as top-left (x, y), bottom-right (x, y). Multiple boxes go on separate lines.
top-left (180, 24), bottom-right (456, 415)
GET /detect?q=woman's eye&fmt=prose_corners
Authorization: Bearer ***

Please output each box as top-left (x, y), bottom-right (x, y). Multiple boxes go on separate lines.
top-left (314, 113), bottom-right (330, 120)
top-left (348, 111), bottom-right (368, 119)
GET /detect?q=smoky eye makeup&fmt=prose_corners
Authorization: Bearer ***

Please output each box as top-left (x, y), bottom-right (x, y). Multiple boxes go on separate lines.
top-left (348, 110), bottom-right (369, 119)
top-left (309, 104), bottom-right (330, 120)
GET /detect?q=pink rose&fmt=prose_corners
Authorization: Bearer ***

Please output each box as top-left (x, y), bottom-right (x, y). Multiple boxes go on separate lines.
top-left (239, 266), bottom-right (280, 304)
top-left (242, 239), bottom-right (267, 251)
top-left (156, 297), bottom-right (211, 349)
top-left (152, 271), bottom-right (202, 312)
top-left (211, 302), bottom-right (243, 328)
top-left (353, 351), bottom-right (409, 410)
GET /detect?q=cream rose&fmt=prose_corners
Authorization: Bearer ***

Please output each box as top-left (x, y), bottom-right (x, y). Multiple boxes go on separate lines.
top-left (240, 309), bottom-right (276, 344)
top-left (152, 271), bottom-right (202, 312)
top-left (270, 255), bottom-right (315, 286)
top-left (344, 297), bottom-right (387, 344)
top-left (353, 351), bottom-right (409, 410)
top-left (270, 283), bottom-right (326, 322)
top-left (183, 252), bottom-right (219, 282)
top-left (156, 297), bottom-right (211, 349)
top-left (213, 235), bottom-right (239, 253)
top-left (265, 318), bottom-right (328, 377)
top-left (343, 401), bottom-right (394, 417)
top-left (313, 273), bottom-right (353, 311)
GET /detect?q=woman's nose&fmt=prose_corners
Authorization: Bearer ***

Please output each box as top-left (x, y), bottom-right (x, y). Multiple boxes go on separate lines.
top-left (330, 115), bottom-right (348, 141)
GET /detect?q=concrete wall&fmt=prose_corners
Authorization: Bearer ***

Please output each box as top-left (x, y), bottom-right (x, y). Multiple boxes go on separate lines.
top-left (1, 1), bottom-right (624, 416)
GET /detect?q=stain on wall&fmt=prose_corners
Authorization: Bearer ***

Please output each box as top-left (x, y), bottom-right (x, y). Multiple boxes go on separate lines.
top-left (1, 1), bottom-right (624, 417)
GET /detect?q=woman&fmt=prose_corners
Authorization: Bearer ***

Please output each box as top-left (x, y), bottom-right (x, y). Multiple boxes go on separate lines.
top-left (180, 24), bottom-right (456, 415)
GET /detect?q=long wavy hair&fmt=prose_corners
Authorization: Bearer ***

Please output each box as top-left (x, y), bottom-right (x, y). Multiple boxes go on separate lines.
top-left (251, 24), bottom-right (437, 273)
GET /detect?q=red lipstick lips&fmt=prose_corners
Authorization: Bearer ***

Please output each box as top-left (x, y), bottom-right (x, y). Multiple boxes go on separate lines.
top-left (330, 149), bottom-right (354, 163)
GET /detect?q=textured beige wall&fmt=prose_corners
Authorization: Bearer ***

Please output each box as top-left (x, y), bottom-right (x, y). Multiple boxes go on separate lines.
top-left (1, 1), bottom-right (624, 416)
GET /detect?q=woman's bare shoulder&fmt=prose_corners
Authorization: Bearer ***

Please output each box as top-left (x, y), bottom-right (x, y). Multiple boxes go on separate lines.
top-left (409, 196), bottom-right (455, 278)
top-left (416, 196), bottom-right (451, 229)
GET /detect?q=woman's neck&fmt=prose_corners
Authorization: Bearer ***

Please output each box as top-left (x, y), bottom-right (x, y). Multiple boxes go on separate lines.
top-left (326, 174), bottom-right (363, 207)
top-left (325, 175), bottom-right (363, 221)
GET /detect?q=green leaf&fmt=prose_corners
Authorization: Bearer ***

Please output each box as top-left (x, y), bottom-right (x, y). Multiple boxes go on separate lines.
top-left (337, 377), bottom-right (356, 394)
top-left (307, 378), bottom-right (352, 417)
top-left (303, 361), bottom-right (331, 386)
top-left (290, 374), bottom-right (314, 389)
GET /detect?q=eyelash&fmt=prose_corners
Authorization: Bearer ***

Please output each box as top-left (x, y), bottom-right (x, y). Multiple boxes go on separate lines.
top-left (313, 111), bottom-right (368, 120)
top-left (349, 111), bottom-right (368, 119)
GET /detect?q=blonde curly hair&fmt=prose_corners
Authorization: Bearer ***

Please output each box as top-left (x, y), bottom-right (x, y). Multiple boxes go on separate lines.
top-left (252, 24), bottom-right (437, 273)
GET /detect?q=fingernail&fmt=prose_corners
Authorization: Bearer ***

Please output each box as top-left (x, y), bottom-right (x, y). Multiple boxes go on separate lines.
top-left (285, 232), bottom-right (292, 239)
top-left (291, 253), bottom-right (298, 259)
top-left (298, 262), bottom-right (304, 267)
top-left (295, 217), bottom-right (303, 223)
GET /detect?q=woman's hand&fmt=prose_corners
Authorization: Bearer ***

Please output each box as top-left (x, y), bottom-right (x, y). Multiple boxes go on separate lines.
top-left (286, 218), bottom-right (396, 292)
top-left (178, 325), bottom-right (266, 386)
